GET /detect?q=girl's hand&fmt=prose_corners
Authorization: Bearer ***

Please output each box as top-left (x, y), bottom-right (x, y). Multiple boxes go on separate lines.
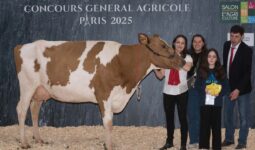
top-left (205, 89), bottom-right (219, 96)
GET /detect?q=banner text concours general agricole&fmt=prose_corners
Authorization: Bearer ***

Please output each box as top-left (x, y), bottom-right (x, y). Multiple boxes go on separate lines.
top-left (23, 2), bottom-right (191, 27)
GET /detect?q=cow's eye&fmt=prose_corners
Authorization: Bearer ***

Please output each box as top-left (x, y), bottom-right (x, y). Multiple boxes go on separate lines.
top-left (162, 45), bottom-right (167, 48)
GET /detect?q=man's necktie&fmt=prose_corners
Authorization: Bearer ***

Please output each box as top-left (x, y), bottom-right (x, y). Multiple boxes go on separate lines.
top-left (229, 47), bottom-right (235, 67)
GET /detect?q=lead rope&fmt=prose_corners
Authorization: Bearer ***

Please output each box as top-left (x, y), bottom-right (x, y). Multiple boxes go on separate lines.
top-left (136, 84), bottom-right (142, 101)
top-left (136, 47), bottom-right (142, 101)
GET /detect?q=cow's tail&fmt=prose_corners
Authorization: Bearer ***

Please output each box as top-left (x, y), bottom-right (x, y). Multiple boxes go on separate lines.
top-left (14, 45), bottom-right (23, 74)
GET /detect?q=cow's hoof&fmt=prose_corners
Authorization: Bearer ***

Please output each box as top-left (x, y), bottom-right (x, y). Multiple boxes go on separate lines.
top-left (43, 141), bottom-right (49, 144)
top-left (35, 139), bottom-right (42, 143)
top-left (21, 144), bottom-right (31, 149)
top-left (103, 143), bottom-right (113, 150)
top-left (35, 139), bottom-right (49, 145)
top-left (103, 143), bottom-right (107, 150)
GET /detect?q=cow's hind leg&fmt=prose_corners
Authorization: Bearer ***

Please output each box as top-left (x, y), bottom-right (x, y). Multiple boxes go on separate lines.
top-left (30, 100), bottom-right (44, 144)
top-left (17, 92), bottom-right (34, 148)
top-left (30, 85), bottom-right (50, 145)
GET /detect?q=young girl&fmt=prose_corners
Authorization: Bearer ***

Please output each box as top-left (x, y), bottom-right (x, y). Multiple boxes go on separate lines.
top-left (155, 35), bottom-right (193, 150)
top-left (195, 48), bottom-right (228, 150)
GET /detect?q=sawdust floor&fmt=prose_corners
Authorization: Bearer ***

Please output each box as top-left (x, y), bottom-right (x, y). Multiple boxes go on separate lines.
top-left (0, 125), bottom-right (254, 150)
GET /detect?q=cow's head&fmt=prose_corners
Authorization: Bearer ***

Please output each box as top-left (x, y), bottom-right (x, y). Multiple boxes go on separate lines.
top-left (138, 33), bottom-right (185, 69)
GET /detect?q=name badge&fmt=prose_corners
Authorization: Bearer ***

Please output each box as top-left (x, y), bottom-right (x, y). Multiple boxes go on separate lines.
top-left (205, 94), bottom-right (215, 105)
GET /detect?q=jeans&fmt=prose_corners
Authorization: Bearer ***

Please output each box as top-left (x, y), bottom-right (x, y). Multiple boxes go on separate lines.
top-left (187, 87), bottom-right (200, 144)
top-left (223, 93), bottom-right (250, 145)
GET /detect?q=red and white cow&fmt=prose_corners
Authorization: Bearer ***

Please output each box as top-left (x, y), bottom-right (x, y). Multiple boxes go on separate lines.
top-left (14, 33), bottom-right (185, 149)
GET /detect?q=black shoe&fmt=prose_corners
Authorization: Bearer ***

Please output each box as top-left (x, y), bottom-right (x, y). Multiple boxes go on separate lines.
top-left (159, 142), bottom-right (173, 150)
top-left (222, 140), bottom-right (234, 147)
top-left (235, 144), bottom-right (246, 149)
top-left (180, 145), bottom-right (187, 150)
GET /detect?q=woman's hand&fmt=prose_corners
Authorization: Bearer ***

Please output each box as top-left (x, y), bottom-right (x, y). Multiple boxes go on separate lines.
top-left (154, 69), bottom-right (165, 80)
top-left (182, 62), bottom-right (193, 71)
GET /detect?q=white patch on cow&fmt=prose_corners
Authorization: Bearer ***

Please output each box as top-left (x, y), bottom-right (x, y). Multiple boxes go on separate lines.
top-left (96, 41), bottom-right (121, 66)
top-left (19, 44), bottom-right (39, 85)
top-left (103, 100), bottom-right (114, 124)
top-left (104, 86), bottom-right (136, 113)
top-left (146, 64), bottom-right (157, 75)
top-left (48, 76), bottom-right (97, 103)
top-left (34, 40), bottom-right (67, 49)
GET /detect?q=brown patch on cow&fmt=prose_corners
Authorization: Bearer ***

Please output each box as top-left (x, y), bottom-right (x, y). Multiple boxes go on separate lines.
top-left (89, 45), bottom-right (151, 114)
top-left (14, 45), bottom-right (23, 73)
top-left (83, 42), bottom-right (105, 73)
top-left (97, 99), bottom-right (105, 117)
top-left (117, 45), bottom-right (151, 93)
top-left (43, 41), bottom-right (86, 86)
top-left (34, 59), bottom-right (40, 72)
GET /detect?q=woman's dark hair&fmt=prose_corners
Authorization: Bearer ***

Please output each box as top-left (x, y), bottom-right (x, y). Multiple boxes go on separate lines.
top-left (199, 48), bottom-right (226, 81)
top-left (172, 34), bottom-right (187, 58)
top-left (190, 34), bottom-right (207, 54)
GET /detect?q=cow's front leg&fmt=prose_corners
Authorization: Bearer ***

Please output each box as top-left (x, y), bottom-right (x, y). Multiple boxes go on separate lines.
top-left (102, 108), bottom-right (113, 150)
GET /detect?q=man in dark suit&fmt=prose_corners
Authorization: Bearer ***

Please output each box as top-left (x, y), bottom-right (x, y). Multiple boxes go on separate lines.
top-left (222, 25), bottom-right (253, 149)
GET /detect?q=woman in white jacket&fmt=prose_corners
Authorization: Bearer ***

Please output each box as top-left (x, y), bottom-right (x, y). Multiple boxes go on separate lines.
top-left (155, 34), bottom-right (193, 150)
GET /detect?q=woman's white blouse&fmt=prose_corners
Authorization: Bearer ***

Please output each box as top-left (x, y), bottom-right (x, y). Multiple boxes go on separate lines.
top-left (163, 54), bottom-right (193, 95)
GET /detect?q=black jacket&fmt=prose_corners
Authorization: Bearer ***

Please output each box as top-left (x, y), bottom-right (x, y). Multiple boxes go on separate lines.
top-left (223, 41), bottom-right (253, 95)
top-left (187, 49), bottom-right (207, 78)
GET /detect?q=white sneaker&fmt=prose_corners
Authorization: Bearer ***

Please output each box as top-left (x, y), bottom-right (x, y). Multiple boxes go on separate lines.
top-left (187, 143), bottom-right (199, 149)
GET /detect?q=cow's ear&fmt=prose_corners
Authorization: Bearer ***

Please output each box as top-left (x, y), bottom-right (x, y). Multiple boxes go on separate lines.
top-left (138, 33), bottom-right (149, 45)
top-left (153, 34), bottom-right (160, 38)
